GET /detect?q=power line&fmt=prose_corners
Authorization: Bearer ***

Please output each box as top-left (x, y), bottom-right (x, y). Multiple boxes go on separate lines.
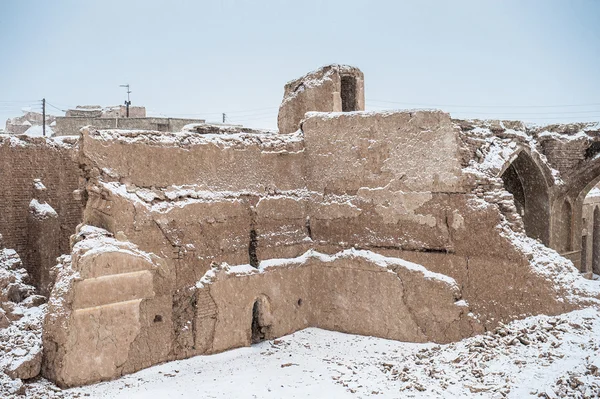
top-left (228, 113), bottom-right (278, 122)
top-left (0, 100), bottom-right (41, 103)
top-left (367, 105), bottom-right (600, 116)
top-left (168, 106), bottom-right (279, 117)
top-left (45, 102), bottom-right (67, 113)
top-left (368, 99), bottom-right (600, 109)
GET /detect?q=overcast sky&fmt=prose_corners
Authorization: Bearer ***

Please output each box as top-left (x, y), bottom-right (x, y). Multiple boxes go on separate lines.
top-left (1, 0), bottom-right (599, 129)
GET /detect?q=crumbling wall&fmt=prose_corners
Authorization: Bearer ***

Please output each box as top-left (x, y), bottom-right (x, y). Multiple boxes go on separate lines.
top-left (42, 110), bottom-right (600, 388)
top-left (0, 136), bottom-right (83, 287)
top-left (197, 250), bottom-right (475, 353)
top-left (277, 64), bottom-right (365, 134)
top-left (42, 226), bottom-right (174, 388)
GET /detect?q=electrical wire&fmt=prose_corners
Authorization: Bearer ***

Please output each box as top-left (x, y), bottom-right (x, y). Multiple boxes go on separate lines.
top-left (368, 99), bottom-right (600, 109)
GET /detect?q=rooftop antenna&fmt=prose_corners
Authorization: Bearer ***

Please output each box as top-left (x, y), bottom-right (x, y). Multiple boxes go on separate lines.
top-left (119, 84), bottom-right (131, 117)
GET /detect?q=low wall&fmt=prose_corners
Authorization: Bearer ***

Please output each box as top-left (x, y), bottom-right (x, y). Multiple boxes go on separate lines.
top-left (44, 229), bottom-right (475, 387)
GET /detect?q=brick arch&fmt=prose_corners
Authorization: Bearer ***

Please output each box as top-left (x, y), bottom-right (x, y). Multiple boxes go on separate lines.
top-left (555, 157), bottom-right (600, 270)
top-left (499, 148), bottom-right (552, 245)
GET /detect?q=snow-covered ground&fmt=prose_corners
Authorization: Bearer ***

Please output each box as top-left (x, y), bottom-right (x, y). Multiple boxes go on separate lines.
top-left (42, 307), bottom-right (598, 399)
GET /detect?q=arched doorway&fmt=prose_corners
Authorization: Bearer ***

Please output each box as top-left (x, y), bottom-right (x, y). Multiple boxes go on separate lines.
top-left (500, 150), bottom-right (551, 245)
top-left (250, 295), bottom-right (272, 344)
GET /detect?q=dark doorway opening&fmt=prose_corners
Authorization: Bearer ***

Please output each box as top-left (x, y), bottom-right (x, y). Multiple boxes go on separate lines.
top-left (341, 76), bottom-right (357, 112)
top-left (251, 300), bottom-right (266, 344)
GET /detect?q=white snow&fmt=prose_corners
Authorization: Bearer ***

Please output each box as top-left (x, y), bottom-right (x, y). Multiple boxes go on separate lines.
top-left (29, 199), bottom-right (58, 219)
top-left (196, 248), bottom-right (458, 289)
top-left (58, 307), bottom-right (600, 399)
top-left (89, 127), bottom-right (303, 150)
top-left (537, 129), bottom-right (591, 142)
top-left (23, 124), bottom-right (54, 137)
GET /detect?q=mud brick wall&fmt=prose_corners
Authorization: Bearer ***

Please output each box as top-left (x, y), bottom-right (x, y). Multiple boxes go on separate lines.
top-left (0, 136), bottom-right (82, 269)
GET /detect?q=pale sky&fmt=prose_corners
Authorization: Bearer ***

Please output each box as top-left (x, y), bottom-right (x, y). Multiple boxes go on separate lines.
top-left (1, 0), bottom-right (599, 129)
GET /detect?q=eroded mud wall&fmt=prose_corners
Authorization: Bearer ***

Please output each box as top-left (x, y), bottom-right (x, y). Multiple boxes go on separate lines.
top-left (44, 111), bottom-right (591, 387)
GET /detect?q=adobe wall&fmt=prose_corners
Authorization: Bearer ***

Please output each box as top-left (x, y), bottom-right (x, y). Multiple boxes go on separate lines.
top-left (42, 108), bottom-right (600, 387)
top-left (0, 135), bottom-right (83, 289)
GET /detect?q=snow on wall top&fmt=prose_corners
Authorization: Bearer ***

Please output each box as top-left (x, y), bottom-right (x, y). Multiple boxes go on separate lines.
top-left (0, 134), bottom-right (78, 149)
top-left (87, 126), bottom-right (303, 150)
top-left (71, 225), bottom-right (159, 268)
top-left (196, 248), bottom-right (458, 289)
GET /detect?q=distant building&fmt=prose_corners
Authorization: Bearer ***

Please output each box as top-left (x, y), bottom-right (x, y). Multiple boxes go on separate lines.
top-left (53, 105), bottom-right (205, 136)
top-left (5, 111), bottom-right (56, 135)
top-left (64, 105), bottom-right (146, 119)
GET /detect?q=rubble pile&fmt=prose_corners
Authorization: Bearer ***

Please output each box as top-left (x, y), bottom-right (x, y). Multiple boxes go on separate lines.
top-left (0, 240), bottom-right (49, 397)
top-left (375, 310), bottom-right (600, 398)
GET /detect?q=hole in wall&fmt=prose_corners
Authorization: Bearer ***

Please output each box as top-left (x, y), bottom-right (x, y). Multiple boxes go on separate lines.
top-left (153, 315), bottom-right (163, 323)
top-left (586, 142), bottom-right (600, 160)
top-left (297, 298), bottom-right (303, 306)
top-left (305, 217), bottom-right (312, 240)
top-left (248, 229), bottom-right (259, 268)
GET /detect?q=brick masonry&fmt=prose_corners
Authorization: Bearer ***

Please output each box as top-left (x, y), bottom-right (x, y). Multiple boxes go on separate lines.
top-left (0, 136), bottom-right (83, 275)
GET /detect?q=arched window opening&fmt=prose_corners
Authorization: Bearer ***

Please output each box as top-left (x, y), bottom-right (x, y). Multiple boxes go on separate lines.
top-left (341, 75), bottom-right (357, 112)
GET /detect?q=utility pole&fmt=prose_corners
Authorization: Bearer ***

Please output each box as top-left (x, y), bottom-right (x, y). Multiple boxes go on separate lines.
top-left (222, 113), bottom-right (226, 123)
top-left (42, 98), bottom-right (46, 137)
top-left (119, 84), bottom-right (131, 117)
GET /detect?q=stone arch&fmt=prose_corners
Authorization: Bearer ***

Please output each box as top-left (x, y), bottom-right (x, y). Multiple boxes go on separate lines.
top-left (500, 149), bottom-right (551, 245)
top-left (593, 206), bottom-right (600, 274)
top-left (250, 294), bottom-right (273, 344)
top-left (559, 158), bottom-right (600, 272)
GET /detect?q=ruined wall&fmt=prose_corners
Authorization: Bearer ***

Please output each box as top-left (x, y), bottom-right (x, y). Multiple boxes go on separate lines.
top-left (41, 107), bottom-right (600, 388)
top-left (277, 64), bottom-right (365, 134)
top-left (0, 136), bottom-right (83, 287)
